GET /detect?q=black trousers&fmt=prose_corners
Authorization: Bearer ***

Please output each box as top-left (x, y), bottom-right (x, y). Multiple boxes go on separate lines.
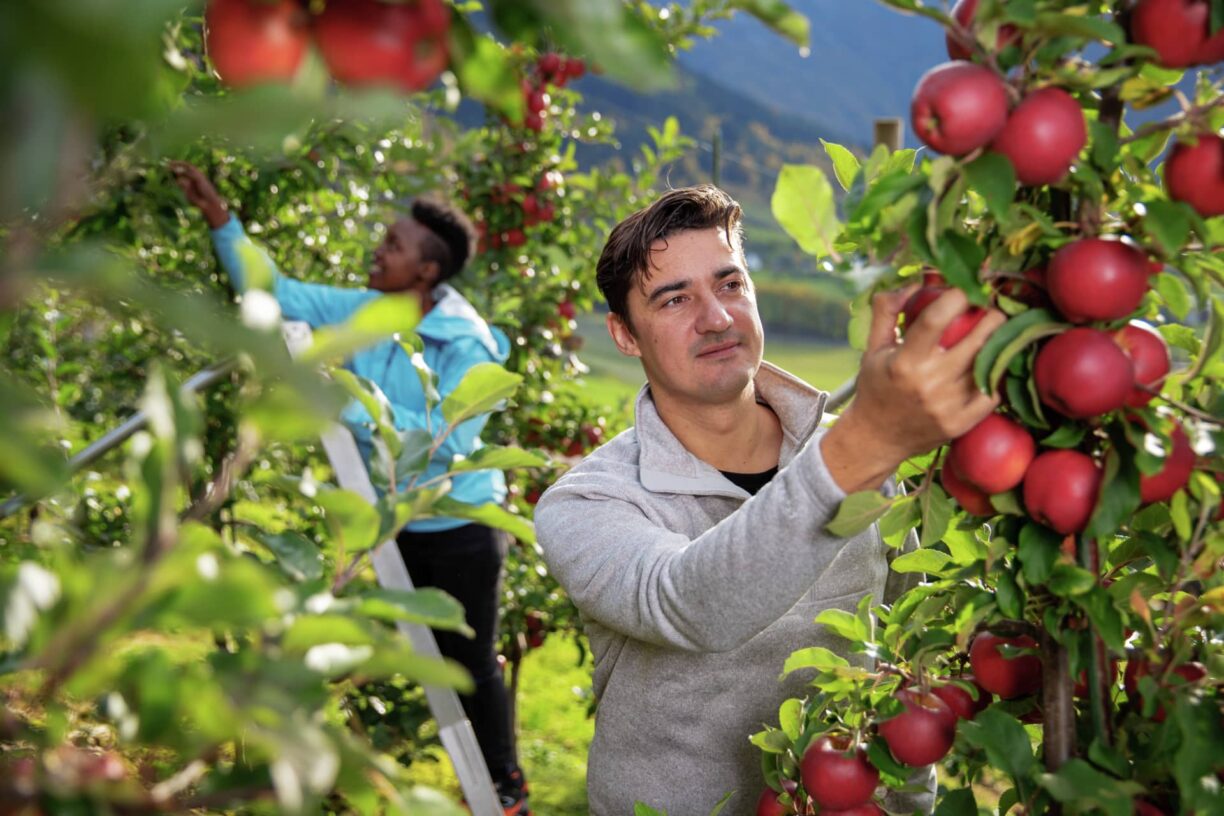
top-left (396, 523), bottom-right (518, 783)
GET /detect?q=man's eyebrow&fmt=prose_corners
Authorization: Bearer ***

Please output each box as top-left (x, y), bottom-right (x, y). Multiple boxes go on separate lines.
top-left (646, 278), bottom-right (690, 304)
top-left (715, 265), bottom-right (744, 280)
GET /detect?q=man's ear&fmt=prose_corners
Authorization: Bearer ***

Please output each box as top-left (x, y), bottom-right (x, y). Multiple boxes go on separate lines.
top-left (606, 312), bottom-right (641, 358)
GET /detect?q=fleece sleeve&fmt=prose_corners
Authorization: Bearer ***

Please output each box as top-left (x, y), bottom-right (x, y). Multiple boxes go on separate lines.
top-left (533, 435), bottom-right (881, 653)
top-left (210, 215), bottom-right (376, 328)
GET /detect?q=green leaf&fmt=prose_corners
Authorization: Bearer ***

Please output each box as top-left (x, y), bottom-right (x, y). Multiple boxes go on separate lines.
top-left (935, 232), bottom-right (988, 304)
top-left (1143, 200), bottom-right (1192, 256)
top-left (1072, 589), bottom-right (1126, 654)
top-left (1154, 272), bottom-right (1193, 321)
top-left (488, 0), bottom-right (674, 91)
top-left (933, 788), bottom-right (978, 816)
top-left (394, 429), bottom-right (435, 482)
top-left (1033, 12), bottom-right (1125, 44)
top-left (447, 23), bottom-right (524, 121)
top-left (995, 568), bottom-right (1024, 619)
top-left (877, 495), bottom-right (921, 548)
top-left (1085, 443), bottom-right (1141, 542)
top-left (705, 790), bottom-right (736, 816)
top-left (1041, 424), bottom-right (1086, 449)
top-left (964, 153), bottom-right (1016, 221)
top-left (1048, 563), bottom-right (1097, 597)
top-left (960, 708), bottom-right (1037, 782)
top-left (633, 804), bottom-right (666, 816)
top-left (333, 369), bottom-right (401, 458)
top-left (973, 309), bottom-right (1066, 394)
top-left (890, 548), bottom-right (953, 575)
top-left (448, 445), bottom-right (548, 473)
top-left (1017, 523), bottom-right (1061, 585)
top-left (350, 588), bottom-right (473, 636)
top-left (283, 615), bottom-right (375, 653)
top-left (814, 608), bottom-right (867, 642)
top-left (303, 296), bottom-right (421, 364)
top-left (825, 491), bottom-right (894, 537)
top-left (1039, 759), bottom-right (1142, 816)
top-left (361, 646), bottom-right (474, 691)
top-left (771, 164), bottom-right (842, 259)
top-left (781, 646), bottom-right (850, 676)
top-left (779, 698), bottom-right (803, 741)
top-left (256, 531), bottom-right (324, 582)
top-left (440, 363), bottom-right (522, 428)
top-left (318, 489), bottom-right (383, 553)
top-left (733, 0), bottom-right (811, 46)
top-left (822, 140), bottom-right (861, 191)
top-left (430, 497), bottom-right (535, 545)
top-left (920, 483), bottom-right (953, 548)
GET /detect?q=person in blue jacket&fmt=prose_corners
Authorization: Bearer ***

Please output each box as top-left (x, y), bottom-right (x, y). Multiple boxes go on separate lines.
top-left (172, 161), bottom-right (530, 815)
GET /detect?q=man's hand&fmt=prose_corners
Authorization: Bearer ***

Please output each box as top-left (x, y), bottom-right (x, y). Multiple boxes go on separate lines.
top-left (170, 161), bottom-right (230, 230)
top-left (821, 285), bottom-right (1005, 493)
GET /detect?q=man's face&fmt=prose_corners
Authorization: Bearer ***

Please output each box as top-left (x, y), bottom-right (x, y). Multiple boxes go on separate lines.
top-left (369, 218), bottom-right (439, 293)
top-left (607, 227), bottom-right (764, 407)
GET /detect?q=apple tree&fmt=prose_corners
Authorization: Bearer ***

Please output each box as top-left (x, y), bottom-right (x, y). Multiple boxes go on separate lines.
top-left (756, 1), bottom-right (1223, 814)
top-left (0, 0), bottom-right (816, 810)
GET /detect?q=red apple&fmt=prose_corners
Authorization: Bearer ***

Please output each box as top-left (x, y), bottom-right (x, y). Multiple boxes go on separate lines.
top-left (1023, 449), bottom-right (1104, 534)
top-left (1139, 420), bottom-right (1195, 504)
top-left (1114, 321), bottom-right (1170, 407)
top-left (933, 676), bottom-right (991, 720)
top-left (970, 632), bottom-right (1043, 699)
top-left (205, 0), bottom-right (308, 87)
top-left (990, 87), bottom-right (1086, 185)
top-left (1133, 801), bottom-right (1166, 816)
top-left (537, 52), bottom-right (562, 78)
top-left (945, 0), bottom-right (1021, 61)
top-left (1130, 0), bottom-right (1214, 68)
top-left (1034, 328), bottom-right (1134, 419)
top-left (996, 266), bottom-right (1049, 307)
top-left (754, 787), bottom-right (787, 816)
top-left (1046, 238), bottom-right (1150, 323)
top-left (942, 464), bottom-right (995, 516)
top-left (800, 735), bottom-right (879, 811)
top-left (563, 57), bottom-right (587, 80)
top-left (948, 413), bottom-right (1035, 494)
top-left (313, 0), bottom-right (450, 92)
top-left (911, 62), bottom-right (1010, 156)
top-left (1125, 655), bottom-right (1207, 722)
top-left (901, 285), bottom-right (988, 348)
top-left (1165, 134), bottom-right (1224, 218)
top-left (879, 689), bottom-right (957, 766)
top-left (558, 300), bottom-right (577, 320)
top-left (821, 805), bottom-right (884, 816)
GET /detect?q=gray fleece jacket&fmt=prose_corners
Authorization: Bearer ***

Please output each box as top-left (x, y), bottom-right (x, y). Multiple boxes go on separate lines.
top-left (534, 362), bottom-right (933, 816)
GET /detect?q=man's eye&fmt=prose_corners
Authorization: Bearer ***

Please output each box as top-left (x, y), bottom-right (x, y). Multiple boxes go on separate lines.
top-left (664, 295), bottom-right (686, 307)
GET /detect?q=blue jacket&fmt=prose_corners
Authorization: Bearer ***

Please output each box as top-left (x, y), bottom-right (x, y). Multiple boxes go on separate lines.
top-left (211, 216), bottom-right (510, 532)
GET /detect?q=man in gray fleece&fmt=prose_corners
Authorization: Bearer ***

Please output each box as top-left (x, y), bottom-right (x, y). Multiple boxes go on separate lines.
top-left (534, 187), bottom-right (1003, 816)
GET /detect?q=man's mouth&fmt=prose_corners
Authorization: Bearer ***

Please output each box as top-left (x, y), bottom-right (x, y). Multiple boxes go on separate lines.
top-left (697, 340), bottom-right (740, 357)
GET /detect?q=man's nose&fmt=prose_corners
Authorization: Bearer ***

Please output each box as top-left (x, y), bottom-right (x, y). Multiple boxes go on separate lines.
top-left (695, 295), bottom-right (733, 333)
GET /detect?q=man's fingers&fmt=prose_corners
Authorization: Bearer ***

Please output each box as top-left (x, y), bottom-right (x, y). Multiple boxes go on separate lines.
top-left (865, 284), bottom-right (920, 353)
top-left (937, 304), bottom-right (1007, 369)
top-left (900, 288), bottom-right (972, 356)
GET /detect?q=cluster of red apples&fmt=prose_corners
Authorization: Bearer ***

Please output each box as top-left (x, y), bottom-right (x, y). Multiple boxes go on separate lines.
top-left (906, 0), bottom-right (1224, 537)
top-left (758, 628), bottom-right (1208, 816)
top-left (915, 0), bottom-right (1224, 215)
top-left (470, 168), bottom-right (566, 252)
top-left (519, 51), bottom-right (587, 132)
top-left (204, 0), bottom-right (450, 92)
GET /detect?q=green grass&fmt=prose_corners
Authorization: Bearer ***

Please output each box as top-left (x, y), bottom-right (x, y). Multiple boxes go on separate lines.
top-left (404, 637), bottom-right (595, 815)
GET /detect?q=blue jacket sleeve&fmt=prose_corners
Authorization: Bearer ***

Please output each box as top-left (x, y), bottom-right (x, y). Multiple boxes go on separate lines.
top-left (210, 215), bottom-right (377, 328)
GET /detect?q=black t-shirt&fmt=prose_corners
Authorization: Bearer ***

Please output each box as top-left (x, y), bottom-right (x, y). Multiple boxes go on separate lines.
top-left (719, 466), bottom-right (779, 496)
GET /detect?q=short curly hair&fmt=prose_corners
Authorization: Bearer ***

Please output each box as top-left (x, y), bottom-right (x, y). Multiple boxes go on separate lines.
top-left (410, 196), bottom-right (477, 283)
top-left (596, 185), bottom-right (744, 328)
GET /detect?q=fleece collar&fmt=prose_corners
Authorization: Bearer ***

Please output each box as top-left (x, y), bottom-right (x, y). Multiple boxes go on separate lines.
top-left (635, 361), bottom-right (829, 498)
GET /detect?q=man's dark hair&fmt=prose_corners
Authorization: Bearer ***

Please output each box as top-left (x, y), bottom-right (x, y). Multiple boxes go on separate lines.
top-left (595, 185), bottom-right (744, 328)
top-left (411, 197), bottom-right (477, 283)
